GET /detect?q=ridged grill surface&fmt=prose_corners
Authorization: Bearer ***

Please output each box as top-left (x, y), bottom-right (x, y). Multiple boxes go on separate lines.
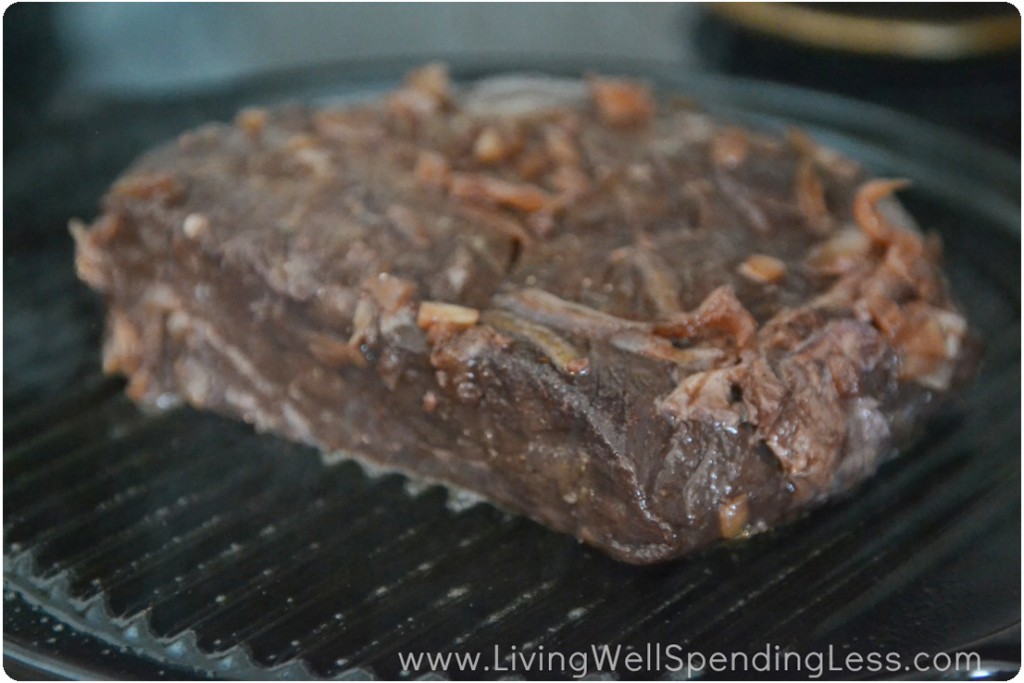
top-left (4, 65), bottom-right (1020, 680)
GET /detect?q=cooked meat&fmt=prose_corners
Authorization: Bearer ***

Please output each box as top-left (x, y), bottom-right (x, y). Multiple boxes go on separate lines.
top-left (71, 65), bottom-right (974, 564)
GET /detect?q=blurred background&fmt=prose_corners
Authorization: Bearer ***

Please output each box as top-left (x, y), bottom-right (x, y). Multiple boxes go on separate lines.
top-left (5, 2), bottom-right (1021, 151)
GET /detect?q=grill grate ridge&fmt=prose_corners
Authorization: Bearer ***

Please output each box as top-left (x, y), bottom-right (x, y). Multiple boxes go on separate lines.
top-left (3, 373), bottom-right (124, 447)
top-left (6, 414), bottom-right (253, 552)
top-left (123, 484), bottom-right (396, 627)
top-left (49, 456), bottom-right (282, 588)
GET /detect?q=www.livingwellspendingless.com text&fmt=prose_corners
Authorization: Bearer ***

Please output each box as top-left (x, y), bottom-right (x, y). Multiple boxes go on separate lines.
top-left (398, 642), bottom-right (982, 679)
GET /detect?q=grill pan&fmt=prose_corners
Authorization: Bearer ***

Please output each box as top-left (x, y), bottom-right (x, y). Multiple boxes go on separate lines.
top-left (4, 59), bottom-right (1020, 679)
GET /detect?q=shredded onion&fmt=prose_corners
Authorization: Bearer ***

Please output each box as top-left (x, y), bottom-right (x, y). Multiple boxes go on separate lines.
top-left (853, 178), bottom-right (911, 243)
top-left (482, 309), bottom-right (589, 376)
top-left (493, 288), bottom-right (650, 338)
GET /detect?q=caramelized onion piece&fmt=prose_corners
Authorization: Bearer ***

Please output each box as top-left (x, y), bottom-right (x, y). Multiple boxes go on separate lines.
top-left (636, 252), bottom-right (682, 315)
top-left (711, 127), bottom-right (749, 169)
top-left (348, 294), bottom-right (378, 351)
top-left (417, 301), bottom-right (481, 331)
top-left (884, 228), bottom-right (945, 304)
top-left (111, 172), bottom-right (184, 203)
top-left (853, 178), bottom-right (910, 243)
top-left (493, 288), bottom-right (650, 338)
top-left (806, 229), bottom-right (872, 276)
top-left (787, 127), bottom-right (818, 157)
top-left (70, 216), bottom-right (119, 291)
top-left (499, 286), bottom-right (758, 350)
top-left (788, 127), bottom-right (860, 181)
top-left (809, 269), bottom-right (865, 311)
top-left (404, 62), bottom-right (452, 104)
top-left (473, 127), bottom-right (511, 164)
top-left (608, 330), bottom-right (724, 372)
top-left (544, 125), bottom-right (581, 167)
top-left (307, 332), bottom-right (367, 369)
top-left (659, 365), bottom-right (744, 427)
top-left (312, 108), bottom-right (384, 141)
top-left (103, 311), bottom-right (143, 376)
top-left (389, 63), bottom-right (452, 118)
top-left (589, 77), bottom-right (655, 127)
top-left (235, 107), bottom-right (267, 137)
top-left (892, 302), bottom-right (966, 390)
top-left (895, 312), bottom-right (946, 375)
top-left (737, 254), bottom-right (786, 285)
top-left (365, 274), bottom-right (417, 316)
top-left (719, 493), bottom-right (750, 539)
top-left (611, 246), bottom-right (682, 316)
top-left (414, 150), bottom-right (452, 189)
top-left (859, 287), bottom-right (905, 339)
top-left (482, 310), bottom-right (589, 376)
top-left (795, 159), bottom-right (831, 233)
top-left (449, 173), bottom-right (555, 213)
top-left (652, 286), bottom-right (757, 347)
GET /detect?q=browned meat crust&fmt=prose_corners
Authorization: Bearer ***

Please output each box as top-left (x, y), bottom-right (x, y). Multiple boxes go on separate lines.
top-left (72, 65), bottom-right (973, 564)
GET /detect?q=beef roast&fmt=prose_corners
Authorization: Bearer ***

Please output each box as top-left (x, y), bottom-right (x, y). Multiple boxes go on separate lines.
top-left (71, 65), bottom-right (973, 564)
